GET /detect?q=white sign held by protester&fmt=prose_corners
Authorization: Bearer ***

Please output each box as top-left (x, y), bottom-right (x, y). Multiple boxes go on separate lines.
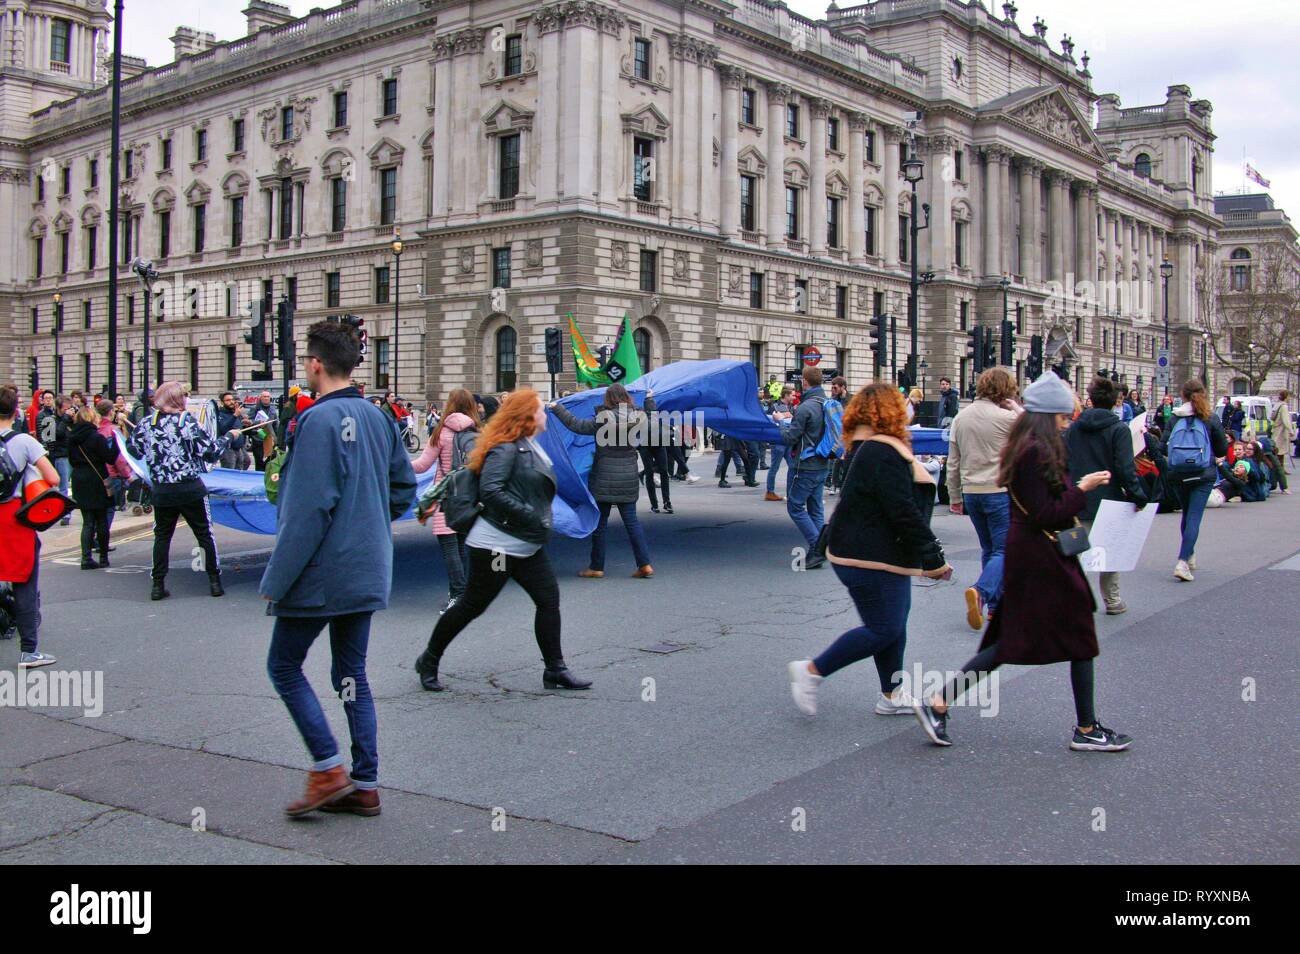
top-left (1080, 499), bottom-right (1159, 573)
top-left (1129, 411), bottom-right (1148, 457)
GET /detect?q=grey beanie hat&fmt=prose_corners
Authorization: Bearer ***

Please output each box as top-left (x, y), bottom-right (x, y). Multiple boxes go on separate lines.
top-left (1021, 372), bottom-right (1077, 414)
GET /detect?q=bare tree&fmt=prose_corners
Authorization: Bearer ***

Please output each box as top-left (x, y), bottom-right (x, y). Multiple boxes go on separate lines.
top-left (1198, 240), bottom-right (1300, 394)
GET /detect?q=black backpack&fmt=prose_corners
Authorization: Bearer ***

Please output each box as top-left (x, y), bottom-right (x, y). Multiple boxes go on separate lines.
top-left (0, 432), bottom-right (24, 502)
top-left (449, 428), bottom-right (478, 473)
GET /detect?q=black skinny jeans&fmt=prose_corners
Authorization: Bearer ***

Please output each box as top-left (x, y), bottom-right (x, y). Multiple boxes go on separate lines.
top-left (941, 646), bottom-right (1097, 728)
top-left (152, 494), bottom-right (220, 581)
top-left (638, 446), bottom-right (671, 508)
top-left (80, 506), bottom-right (110, 560)
top-left (424, 545), bottom-right (562, 665)
top-left (436, 532), bottom-right (468, 600)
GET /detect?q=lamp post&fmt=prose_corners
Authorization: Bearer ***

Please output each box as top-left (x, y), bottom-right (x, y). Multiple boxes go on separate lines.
top-left (1160, 257), bottom-right (1173, 397)
top-left (999, 274), bottom-right (1011, 375)
top-left (1247, 342), bottom-right (1257, 393)
top-left (391, 227), bottom-right (403, 395)
top-left (1110, 306), bottom-right (1120, 383)
top-left (1201, 331), bottom-right (1210, 388)
top-left (132, 258), bottom-right (158, 408)
top-left (106, 0), bottom-right (124, 396)
top-left (901, 140), bottom-right (928, 390)
top-left (51, 291), bottom-right (63, 393)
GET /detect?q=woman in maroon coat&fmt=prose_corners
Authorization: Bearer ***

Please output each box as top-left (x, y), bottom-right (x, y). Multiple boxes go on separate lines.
top-left (912, 371), bottom-right (1134, 752)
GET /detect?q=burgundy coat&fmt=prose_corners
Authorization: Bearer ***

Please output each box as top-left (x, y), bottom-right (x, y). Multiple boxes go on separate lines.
top-left (980, 440), bottom-right (1099, 665)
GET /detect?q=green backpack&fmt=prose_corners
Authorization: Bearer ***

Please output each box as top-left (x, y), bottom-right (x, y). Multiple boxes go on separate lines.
top-left (264, 448), bottom-right (288, 505)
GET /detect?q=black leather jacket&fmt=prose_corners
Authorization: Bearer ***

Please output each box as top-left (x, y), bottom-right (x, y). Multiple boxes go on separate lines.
top-left (478, 437), bottom-right (556, 545)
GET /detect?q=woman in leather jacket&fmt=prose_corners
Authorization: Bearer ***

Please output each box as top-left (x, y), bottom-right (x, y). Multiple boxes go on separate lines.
top-left (414, 389), bottom-right (590, 692)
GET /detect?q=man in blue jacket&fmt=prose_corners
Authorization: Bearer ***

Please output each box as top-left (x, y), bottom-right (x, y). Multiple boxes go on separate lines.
top-left (261, 319), bottom-right (416, 818)
top-left (781, 365), bottom-right (832, 569)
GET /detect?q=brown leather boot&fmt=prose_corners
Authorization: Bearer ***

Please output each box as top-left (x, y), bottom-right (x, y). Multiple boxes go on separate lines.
top-left (577, 568), bottom-right (604, 578)
top-left (764, 492), bottom-right (784, 502)
top-left (632, 565), bottom-right (654, 579)
top-left (320, 788), bottom-right (381, 817)
top-left (285, 765), bottom-right (355, 817)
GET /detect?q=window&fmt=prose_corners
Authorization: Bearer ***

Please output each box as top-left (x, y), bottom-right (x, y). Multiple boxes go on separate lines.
top-left (34, 237), bottom-right (43, 278)
top-left (124, 149), bottom-right (134, 178)
top-left (59, 232), bottom-right (69, 274)
top-left (959, 300), bottom-right (969, 331)
top-left (639, 249), bottom-right (657, 292)
top-left (633, 137), bottom-right (653, 202)
top-left (874, 291), bottom-right (884, 320)
top-left (786, 103), bottom-right (799, 139)
top-left (749, 271), bottom-right (764, 309)
top-left (794, 279), bottom-right (808, 314)
top-left (83, 301), bottom-right (92, 330)
top-left (331, 178), bottom-right (347, 232)
top-left (232, 118), bottom-right (245, 153)
top-left (281, 107), bottom-right (294, 141)
top-left (121, 214), bottom-right (131, 263)
top-left (37, 176), bottom-right (44, 202)
top-left (374, 338), bottom-right (390, 389)
top-left (749, 341), bottom-right (763, 371)
top-left (634, 328), bottom-right (652, 372)
top-left (492, 247), bottom-right (512, 288)
top-left (195, 129), bottom-right (208, 163)
top-left (189, 349), bottom-right (199, 391)
top-left (1133, 153), bottom-right (1151, 178)
top-left (740, 175), bottom-right (756, 232)
top-left (865, 129), bottom-right (876, 163)
top-left (498, 134), bottom-right (520, 199)
top-left (193, 204), bottom-right (206, 252)
top-left (953, 148), bottom-right (964, 181)
top-left (31, 307), bottom-right (38, 335)
top-left (375, 266), bottom-right (390, 304)
top-left (785, 186), bottom-right (800, 239)
top-left (60, 166), bottom-right (70, 196)
top-left (382, 78), bottom-right (398, 117)
top-left (1191, 154), bottom-right (1200, 192)
top-left (504, 34), bottom-right (522, 76)
top-left (333, 91), bottom-right (348, 128)
top-left (741, 88), bottom-right (756, 125)
top-left (127, 294), bottom-right (136, 325)
top-left (83, 354), bottom-right (92, 392)
top-left (154, 349), bottom-right (164, 386)
top-left (835, 285), bottom-right (848, 321)
top-left (230, 196), bottom-right (244, 247)
top-left (279, 178), bottom-right (294, 238)
top-left (226, 346), bottom-right (237, 390)
top-left (262, 279), bottom-right (274, 315)
top-left (379, 168), bottom-right (396, 226)
top-left (826, 196), bottom-right (841, 248)
top-left (326, 271), bottom-right (341, 308)
top-left (634, 38), bottom-right (651, 81)
top-left (865, 206), bottom-right (876, 256)
top-left (158, 210), bottom-right (171, 258)
top-left (827, 117), bottom-right (840, 152)
top-left (89, 158), bottom-right (98, 188)
top-left (495, 326), bottom-right (517, 391)
top-left (161, 138), bottom-right (172, 170)
top-left (1230, 248), bottom-right (1250, 291)
top-left (285, 276), bottom-right (297, 307)
top-left (50, 18), bottom-right (71, 64)
top-left (1015, 303), bottom-right (1024, 334)
top-left (899, 214), bottom-right (910, 263)
top-left (954, 220), bottom-right (965, 267)
top-left (86, 225), bottom-right (97, 270)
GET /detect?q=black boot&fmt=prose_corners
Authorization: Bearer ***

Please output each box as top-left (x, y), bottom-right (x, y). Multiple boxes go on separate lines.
top-left (98, 552), bottom-right (110, 567)
top-left (150, 579), bottom-right (170, 601)
top-left (209, 575), bottom-right (224, 598)
top-left (81, 555), bottom-right (100, 570)
top-left (543, 660), bottom-right (592, 690)
top-left (415, 650), bottom-right (445, 691)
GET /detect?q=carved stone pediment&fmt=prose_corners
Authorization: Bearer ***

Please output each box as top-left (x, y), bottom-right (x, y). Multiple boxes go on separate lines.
top-left (1002, 88), bottom-right (1107, 161)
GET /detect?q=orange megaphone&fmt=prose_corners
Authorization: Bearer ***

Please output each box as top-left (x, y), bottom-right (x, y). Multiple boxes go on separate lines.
top-left (14, 479), bottom-right (76, 531)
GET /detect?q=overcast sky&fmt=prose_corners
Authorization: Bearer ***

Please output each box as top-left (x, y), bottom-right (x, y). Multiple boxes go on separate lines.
top-left (116, 0), bottom-right (1298, 220)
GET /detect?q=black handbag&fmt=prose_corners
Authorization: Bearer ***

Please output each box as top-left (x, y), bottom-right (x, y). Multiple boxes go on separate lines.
top-left (1010, 489), bottom-right (1090, 557)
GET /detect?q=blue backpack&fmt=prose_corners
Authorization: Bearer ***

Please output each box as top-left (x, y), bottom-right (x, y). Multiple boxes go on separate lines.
top-left (1168, 416), bottom-right (1211, 475)
top-left (799, 397), bottom-right (844, 460)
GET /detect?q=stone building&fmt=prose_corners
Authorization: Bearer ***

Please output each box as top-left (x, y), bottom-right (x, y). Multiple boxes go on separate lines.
top-left (2, 0), bottom-right (1222, 405)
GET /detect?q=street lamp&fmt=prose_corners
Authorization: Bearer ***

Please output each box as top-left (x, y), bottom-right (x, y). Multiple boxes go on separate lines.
top-left (999, 274), bottom-right (1011, 373)
top-left (391, 227), bottom-right (403, 396)
top-left (1200, 330), bottom-right (1210, 388)
top-left (1247, 342), bottom-right (1257, 393)
top-left (1160, 257), bottom-right (1173, 396)
top-left (131, 258), bottom-right (158, 408)
top-left (51, 291), bottom-right (63, 393)
top-left (901, 140), bottom-right (928, 390)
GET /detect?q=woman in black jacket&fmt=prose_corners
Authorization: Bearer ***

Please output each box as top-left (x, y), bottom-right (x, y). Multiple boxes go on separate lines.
top-left (415, 389), bottom-right (590, 692)
top-left (68, 406), bottom-right (119, 569)
top-left (551, 384), bottom-right (656, 578)
top-left (787, 384), bottom-right (952, 718)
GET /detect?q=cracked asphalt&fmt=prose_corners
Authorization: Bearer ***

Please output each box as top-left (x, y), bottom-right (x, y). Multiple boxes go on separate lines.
top-left (2, 450), bottom-right (1297, 864)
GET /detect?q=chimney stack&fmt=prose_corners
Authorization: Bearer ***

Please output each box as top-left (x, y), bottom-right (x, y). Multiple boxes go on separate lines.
top-left (243, 1), bottom-right (295, 36)
top-left (171, 26), bottom-right (217, 61)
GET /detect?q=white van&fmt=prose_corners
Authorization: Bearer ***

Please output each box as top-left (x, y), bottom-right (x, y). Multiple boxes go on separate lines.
top-left (1233, 396), bottom-right (1275, 438)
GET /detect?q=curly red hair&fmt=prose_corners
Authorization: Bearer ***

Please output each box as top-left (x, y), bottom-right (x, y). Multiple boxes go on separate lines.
top-left (841, 383), bottom-right (912, 448)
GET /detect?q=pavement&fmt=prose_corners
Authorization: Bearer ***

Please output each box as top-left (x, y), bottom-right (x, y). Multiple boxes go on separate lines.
top-left (2, 450), bottom-right (1297, 864)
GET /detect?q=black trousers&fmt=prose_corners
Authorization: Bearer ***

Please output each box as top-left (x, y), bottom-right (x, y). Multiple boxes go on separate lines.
top-left (668, 444), bottom-right (689, 477)
top-left (80, 507), bottom-right (110, 561)
top-left (639, 446), bottom-right (672, 508)
top-left (424, 545), bottom-right (562, 665)
top-left (152, 496), bottom-right (219, 581)
top-left (942, 646), bottom-right (1097, 727)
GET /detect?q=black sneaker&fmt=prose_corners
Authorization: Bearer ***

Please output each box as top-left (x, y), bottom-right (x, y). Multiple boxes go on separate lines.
top-left (663, 504), bottom-right (674, 514)
top-left (718, 480), bottom-right (732, 488)
top-left (912, 702), bottom-right (952, 746)
top-left (1070, 721), bottom-right (1133, 752)
top-left (803, 553), bottom-right (827, 570)
top-left (650, 506), bottom-right (660, 514)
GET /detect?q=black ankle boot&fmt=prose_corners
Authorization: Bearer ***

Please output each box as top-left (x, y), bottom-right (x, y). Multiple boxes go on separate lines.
top-left (415, 651), bottom-right (444, 692)
top-left (543, 661), bottom-right (592, 690)
top-left (81, 556), bottom-right (100, 570)
top-left (150, 580), bottom-right (169, 601)
top-left (209, 576), bottom-right (224, 597)
top-left (99, 553), bottom-right (110, 567)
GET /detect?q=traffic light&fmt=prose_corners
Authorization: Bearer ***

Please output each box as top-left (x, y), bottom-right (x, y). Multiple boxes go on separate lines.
top-left (980, 326), bottom-right (997, 371)
top-left (869, 314), bottom-right (887, 369)
top-left (1027, 334), bottom-right (1044, 381)
top-left (1000, 319), bottom-right (1015, 367)
top-left (896, 368), bottom-right (913, 391)
top-left (276, 297), bottom-right (296, 367)
top-left (334, 314), bottom-right (366, 364)
top-left (966, 328), bottom-right (981, 375)
top-left (29, 366), bottom-right (39, 393)
top-left (544, 326), bottom-right (563, 375)
top-left (243, 300), bottom-right (269, 365)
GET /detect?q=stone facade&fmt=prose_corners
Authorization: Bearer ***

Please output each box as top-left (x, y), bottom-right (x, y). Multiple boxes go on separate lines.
top-left (2, 0), bottom-right (1225, 405)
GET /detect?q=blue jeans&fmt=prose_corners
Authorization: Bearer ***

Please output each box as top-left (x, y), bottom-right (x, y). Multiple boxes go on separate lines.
top-left (590, 501), bottom-right (651, 571)
top-left (766, 443), bottom-right (789, 494)
top-left (786, 466), bottom-right (828, 549)
top-left (1173, 478), bottom-right (1213, 562)
top-left (267, 612), bottom-right (378, 788)
top-left (814, 564), bottom-right (910, 692)
top-left (54, 457), bottom-right (71, 498)
top-left (964, 492), bottom-right (1009, 611)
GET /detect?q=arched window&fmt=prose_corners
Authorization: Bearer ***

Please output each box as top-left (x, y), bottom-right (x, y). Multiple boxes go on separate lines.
top-left (495, 326), bottom-right (517, 391)
top-left (1230, 248), bottom-right (1251, 291)
top-left (633, 328), bottom-right (651, 373)
top-left (1134, 153), bottom-right (1152, 178)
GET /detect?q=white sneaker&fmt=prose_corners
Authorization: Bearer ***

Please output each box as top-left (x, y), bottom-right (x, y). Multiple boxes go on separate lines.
top-left (874, 689), bottom-right (916, 716)
top-left (1187, 555), bottom-right (1197, 571)
top-left (685, 474), bottom-right (700, 484)
top-left (1174, 560), bottom-right (1194, 582)
top-left (787, 660), bottom-right (823, 716)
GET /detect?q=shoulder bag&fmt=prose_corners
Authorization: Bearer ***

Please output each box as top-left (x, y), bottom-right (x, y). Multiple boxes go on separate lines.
top-left (1009, 487), bottom-right (1090, 557)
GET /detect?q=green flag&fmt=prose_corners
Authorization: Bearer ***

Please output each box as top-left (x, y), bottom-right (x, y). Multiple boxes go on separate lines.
top-left (601, 315), bottom-right (643, 386)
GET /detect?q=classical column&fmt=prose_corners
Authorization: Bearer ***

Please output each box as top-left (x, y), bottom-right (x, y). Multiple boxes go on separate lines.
top-left (697, 43), bottom-right (719, 228)
top-left (847, 112), bottom-right (868, 264)
top-left (670, 34), bottom-right (700, 228)
top-left (599, 11), bottom-right (627, 212)
top-left (809, 98), bottom-right (831, 257)
top-left (1074, 181), bottom-right (1091, 292)
top-left (1138, 222), bottom-right (1151, 319)
top-left (1120, 215), bottom-right (1134, 316)
top-left (927, 135), bottom-right (954, 273)
top-left (430, 34), bottom-right (454, 217)
top-left (1086, 186), bottom-right (1100, 293)
top-left (1018, 160), bottom-right (1034, 281)
top-left (982, 147), bottom-right (1006, 277)
top-left (999, 151), bottom-right (1012, 277)
top-left (718, 65), bottom-right (744, 238)
top-left (765, 83), bottom-right (791, 249)
top-left (882, 124), bottom-right (904, 269)
top-left (1046, 170), bottom-right (1066, 283)
top-left (561, 17), bottom-right (599, 211)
